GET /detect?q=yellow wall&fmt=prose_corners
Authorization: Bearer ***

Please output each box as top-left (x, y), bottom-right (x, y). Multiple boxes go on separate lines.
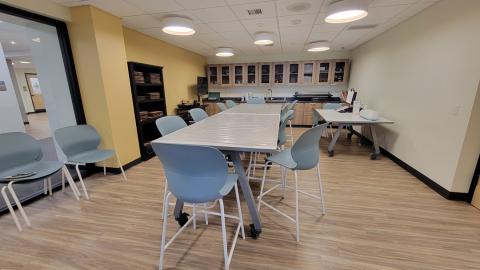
top-left (68, 6), bottom-right (140, 166)
top-left (123, 28), bottom-right (206, 115)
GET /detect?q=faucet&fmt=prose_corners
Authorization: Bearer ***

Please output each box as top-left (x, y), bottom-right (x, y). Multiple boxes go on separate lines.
top-left (266, 88), bottom-right (273, 100)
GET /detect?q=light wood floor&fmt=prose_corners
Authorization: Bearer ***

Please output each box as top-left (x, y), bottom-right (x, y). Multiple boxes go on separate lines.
top-left (24, 112), bottom-right (51, 140)
top-left (1, 128), bottom-right (480, 270)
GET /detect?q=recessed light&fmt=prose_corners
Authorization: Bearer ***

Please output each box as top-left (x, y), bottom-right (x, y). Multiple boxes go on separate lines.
top-left (325, 0), bottom-right (368, 24)
top-left (286, 2), bottom-right (311, 12)
top-left (215, 47), bottom-right (234, 57)
top-left (162, 16), bottom-right (195, 36)
top-left (306, 41), bottom-right (330, 52)
top-left (254, 32), bottom-right (274, 46)
top-left (32, 37), bottom-right (41, 43)
top-left (10, 41), bottom-right (16, 45)
top-left (19, 61), bottom-right (31, 64)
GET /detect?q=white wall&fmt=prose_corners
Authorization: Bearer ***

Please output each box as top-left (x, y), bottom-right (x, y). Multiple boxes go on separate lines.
top-left (13, 67), bottom-right (36, 113)
top-left (348, 0), bottom-right (480, 193)
top-left (0, 42), bottom-right (25, 133)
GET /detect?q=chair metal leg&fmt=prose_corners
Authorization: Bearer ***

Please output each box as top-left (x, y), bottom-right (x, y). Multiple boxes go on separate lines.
top-left (294, 170), bottom-right (300, 243)
top-left (1, 186), bottom-right (22, 231)
top-left (43, 179), bottom-right (48, 195)
top-left (161, 182), bottom-right (168, 220)
top-left (75, 163), bottom-right (90, 200)
top-left (62, 166), bottom-right (80, 200)
top-left (48, 177), bottom-right (53, 196)
top-left (103, 160), bottom-right (106, 176)
top-left (7, 182), bottom-right (31, 227)
top-left (115, 152), bottom-right (127, 181)
top-left (192, 204), bottom-right (197, 231)
top-left (282, 167), bottom-right (287, 198)
top-left (204, 203), bottom-right (209, 225)
top-left (62, 169), bottom-right (65, 192)
top-left (219, 199), bottom-right (229, 270)
top-left (234, 183), bottom-right (245, 239)
top-left (316, 164), bottom-right (326, 215)
top-left (159, 192), bottom-right (171, 270)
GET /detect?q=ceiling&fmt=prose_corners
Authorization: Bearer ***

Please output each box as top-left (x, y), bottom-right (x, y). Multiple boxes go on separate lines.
top-left (54, 0), bottom-right (439, 56)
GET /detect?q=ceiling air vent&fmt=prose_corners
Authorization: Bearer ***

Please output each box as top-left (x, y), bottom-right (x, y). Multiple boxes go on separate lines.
top-left (347, 24), bottom-right (378, 30)
top-left (247, 8), bottom-right (263, 16)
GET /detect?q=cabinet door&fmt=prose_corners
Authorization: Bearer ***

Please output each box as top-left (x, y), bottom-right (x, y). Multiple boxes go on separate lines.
top-left (287, 63), bottom-right (300, 84)
top-left (220, 65), bottom-right (232, 86)
top-left (301, 62), bottom-right (315, 84)
top-left (259, 63), bottom-right (272, 85)
top-left (292, 103), bottom-right (304, 125)
top-left (316, 61), bottom-right (331, 85)
top-left (208, 65), bottom-right (219, 86)
top-left (303, 103), bottom-right (323, 125)
top-left (246, 64), bottom-right (258, 86)
top-left (273, 63), bottom-right (286, 84)
top-left (332, 60), bottom-right (350, 84)
top-left (233, 65), bottom-right (244, 86)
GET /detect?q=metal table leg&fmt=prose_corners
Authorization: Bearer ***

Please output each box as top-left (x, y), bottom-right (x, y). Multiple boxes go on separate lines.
top-left (228, 151), bottom-right (262, 239)
top-left (370, 125), bottom-right (381, 160)
top-left (328, 124), bottom-right (345, 157)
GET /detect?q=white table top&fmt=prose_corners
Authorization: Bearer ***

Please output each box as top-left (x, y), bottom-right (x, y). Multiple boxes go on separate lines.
top-left (316, 109), bottom-right (394, 124)
top-left (152, 108), bottom-right (280, 152)
top-left (223, 103), bottom-right (284, 115)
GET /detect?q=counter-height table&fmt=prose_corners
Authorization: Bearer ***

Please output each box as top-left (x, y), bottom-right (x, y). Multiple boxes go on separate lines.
top-left (152, 103), bottom-right (283, 238)
top-left (316, 109), bottom-right (394, 160)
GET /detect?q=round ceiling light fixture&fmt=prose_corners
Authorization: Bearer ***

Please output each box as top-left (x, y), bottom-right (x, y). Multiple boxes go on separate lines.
top-left (215, 47), bottom-right (234, 57)
top-left (306, 41), bottom-right (331, 52)
top-left (325, 0), bottom-right (368, 24)
top-left (162, 16), bottom-right (195, 36)
top-left (254, 32), bottom-right (274, 45)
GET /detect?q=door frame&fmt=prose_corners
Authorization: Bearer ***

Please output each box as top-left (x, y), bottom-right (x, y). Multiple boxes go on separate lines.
top-left (24, 72), bottom-right (45, 112)
top-left (467, 154), bottom-right (480, 203)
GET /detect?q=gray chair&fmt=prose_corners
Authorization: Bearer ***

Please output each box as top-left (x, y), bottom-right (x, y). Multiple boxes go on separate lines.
top-left (246, 97), bottom-right (266, 104)
top-left (188, 108), bottom-right (209, 123)
top-left (225, 100), bottom-right (236, 108)
top-left (54, 125), bottom-right (127, 200)
top-left (0, 132), bottom-right (79, 231)
top-left (156, 116), bottom-right (187, 136)
top-left (258, 124), bottom-right (328, 242)
top-left (216, 102), bottom-right (227, 112)
top-left (154, 144), bottom-right (244, 270)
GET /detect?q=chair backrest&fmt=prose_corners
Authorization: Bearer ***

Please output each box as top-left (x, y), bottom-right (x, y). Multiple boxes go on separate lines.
top-left (278, 110), bottom-right (294, 146)
top-left (0, 132), bottom-right (42, 172)
top-left (54, 125), bottom-right (101, 158)
top-left (189, 108), bottom-right (208, 123)
top-left (323, 103), bottom-right (342, 110)
top-left (312, 109), bottom-right (321, 126)
top-left (153, 143), bottom-right (230, 203)
top-left (286, 100), bottom-right (298, 111)
top-left (156, 116), bottom-right (187, 136)
top-left (216, 102), bottom-right (227, 112)
top-left (247, 97), bottom-right (266, 104)
top-left (291, 123), bottom-right (328, 170)
top-left (225, 100), bottom-right (236, 108)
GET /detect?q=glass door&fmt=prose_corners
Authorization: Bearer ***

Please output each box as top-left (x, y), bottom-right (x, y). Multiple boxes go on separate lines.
top-left (332, 60), bottom-right (349, 84)
top-left (233, 65), bottom-right (244, 85)
top-left (317, 61), bottom-right (331, 84)
top-left (260, 64), bottom-right (271, 85)
top-left (246, 64), bottom-right (257, 85)
top-left (288, 63), bottom-right (299, 84)
top-left (208, 65), bottom-right (218, 86)
top-left (302, 62), bottom-right (314, 84)
top-left (220, 65), bottom-right (231, 86)
top-left (273, 63), bottom-right (285, 84)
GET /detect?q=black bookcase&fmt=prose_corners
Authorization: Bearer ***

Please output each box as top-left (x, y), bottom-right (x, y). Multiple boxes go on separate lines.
top-left (127, 62), bottom-right (167, 160)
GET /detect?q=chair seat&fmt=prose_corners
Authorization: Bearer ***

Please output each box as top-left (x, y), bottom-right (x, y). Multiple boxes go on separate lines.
top-left (0, 160), bottom-right (63, 183)
top-left (68, 149), bottom-right (114, 163)
top-left (267, 149), bottom-right (297, 170)
top-left (219, 173), bottom-right (239, 196)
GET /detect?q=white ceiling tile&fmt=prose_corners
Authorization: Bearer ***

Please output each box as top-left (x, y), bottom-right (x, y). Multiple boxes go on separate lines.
top-left (150, 10), bottom-right (200, 23)
top-left (195, 32), bottom-right (224, 43)
top-left (241, 18), bottom-right (278, 35)
top-left (193, 23), bottom-right (216, 34)
top-left (370, 0), bottom-right (417, 7)
top-left (397, 1), bottom-right (436, 17)
top-left (122, 15), bottom-right (161, 29)
top-left (221, 30), bottom-right (252, 41)
top-left (367, 4), bottom-right (410, 20)
top-left (277, 14), bottom-right (316, 28)
top-left (230, 1), bottom-right (276, 20)
top-left (307, 31), bottom-right (338, 42)
top-left (332, 28), bottom-right (373, 49)
top-left (89, 0), bottom-right (143, 17)
top-left (280, 26), bottom-right (310, 43)
top-left (123, 0), bottom-right (183, 13)
top-left (276, 0), bottom-right (324, 16)
top-left (208, 21), bottom-right (245, 32)
top-left (311, 22), bottom-right (347, 33)
top-left (175, 0), bottom-right (226, 10)
top-left (225, 0), bottom-right (262, 4)
top-left (190, 6), bottom-right (237, 23)
top-left (260, 44), bottom-right (282, 54)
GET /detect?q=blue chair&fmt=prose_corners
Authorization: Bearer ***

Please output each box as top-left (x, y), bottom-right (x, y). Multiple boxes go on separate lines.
top-left (153, 144), bottom-right (244, 270)
top-left (278, 110), bottom-right (294, 147)
top-left (188, 108), bottom-right (208, 123)
top-left (54, 125), bottom-right (127, 200)
top-left (285, 100), bottom-right (298, 144)
top-left (247, 97), bottom-right (266, 104)
top-left (225, 100), bottom-right (236, 108)
top-left (0, 132), bottom-right (79, 231)
top-left (258, 124), bottom-right (328, 242)
top-left (155, 116), bottom-right (187, 136)
top-left (216, 102), bottom-right (227, 112)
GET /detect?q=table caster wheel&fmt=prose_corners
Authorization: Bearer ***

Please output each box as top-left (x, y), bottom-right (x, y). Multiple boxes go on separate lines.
top-left (248, 224), bottom-right (261, 239)
top-left (176, 211), bottom-right (189, 227)
top-left (328, 150), bottom-right (334, 157)
top-left (370, 153), bottom-right (378, 160)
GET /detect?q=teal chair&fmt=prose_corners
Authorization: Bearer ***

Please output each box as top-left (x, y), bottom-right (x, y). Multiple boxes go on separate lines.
top-left (257, 124), bottom-right (328, 242)
top-left (247, 97), bottom-right (265, 104)
top-left (0, 132), bottom-right (79, 231)
top-left (285, 100), bottom-right (298, 145)
top-left (155, 116), bottom-right (186, 136)
top-left (216, 102), bottom-right (227, 112)
top-left (188, 108), bottom-right (208, 123)
top-left (153, 144), bottom-right (245, 270)
top-left (54, 125), bottom-right (127, 200)
top-left (225, 100), bottom-right (236, 108)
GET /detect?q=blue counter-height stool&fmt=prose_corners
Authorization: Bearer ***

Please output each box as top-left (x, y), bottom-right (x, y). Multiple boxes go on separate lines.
top-left (246, 97), bottom-right (266, 104)
top-left (54, 125), bottom-right (127, 200)
top-left (285, 100), bottom-right (298, 145)
top-left (0, 132), bottom-right (80, 231)
top-left (225, 100), bottom-right (236, 108)
top-left (154, 144), bottom-right (245, 270)
top-left (216, 102), bottom-right (227, 112)
top-left (257, 124), bottom-right (328, 242)
top-left (188, 108), bottom-right (208, 123)
top-left (323, 103), bottom-right (343, 138)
